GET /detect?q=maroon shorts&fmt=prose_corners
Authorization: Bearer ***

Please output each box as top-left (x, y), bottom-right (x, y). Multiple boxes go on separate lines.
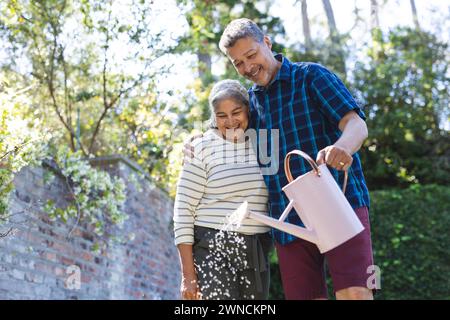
top-left (275, 206), bottom-right (374, 300)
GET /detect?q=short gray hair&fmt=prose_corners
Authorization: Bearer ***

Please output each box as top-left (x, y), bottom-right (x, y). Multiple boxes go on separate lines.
top-left (208, 79), bottom-right (249, 129)
top-left (219, 18), bottom-right (264, 54)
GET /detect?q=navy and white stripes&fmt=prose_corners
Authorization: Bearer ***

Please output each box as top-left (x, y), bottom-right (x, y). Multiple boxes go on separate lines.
top-left (173, 130), bottom-right (270, 245)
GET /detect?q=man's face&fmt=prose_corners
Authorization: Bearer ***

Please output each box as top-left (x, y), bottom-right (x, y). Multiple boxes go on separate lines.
top-left (226, 36), bottom-right (279, 87)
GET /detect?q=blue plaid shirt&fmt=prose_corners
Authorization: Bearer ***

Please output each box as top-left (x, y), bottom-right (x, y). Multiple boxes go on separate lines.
top-left (249, 54), bottom-right (370, 245)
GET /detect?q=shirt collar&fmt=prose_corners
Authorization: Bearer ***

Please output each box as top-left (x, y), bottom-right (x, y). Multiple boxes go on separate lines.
top-left (252, 53), bottom-right (291, 92)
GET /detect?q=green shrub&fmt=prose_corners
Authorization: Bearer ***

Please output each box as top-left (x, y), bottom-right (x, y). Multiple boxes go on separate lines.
top-left (369, 184), bottom-right (450, 299)
top-left (268, 248), bottom-right (285, 300)
top-left (269, 184), bottom-right (450, 300)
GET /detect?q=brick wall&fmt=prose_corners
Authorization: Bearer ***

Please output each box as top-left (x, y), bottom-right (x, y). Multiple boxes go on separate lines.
top-left (0, 155), bottom-right (181, 300)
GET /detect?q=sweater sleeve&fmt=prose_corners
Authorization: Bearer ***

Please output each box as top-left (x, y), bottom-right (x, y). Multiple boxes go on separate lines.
top-left (173, 141), bottom-right (207, 245)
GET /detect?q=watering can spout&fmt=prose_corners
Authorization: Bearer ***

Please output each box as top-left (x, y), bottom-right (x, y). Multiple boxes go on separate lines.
top-left (233, 202), bottom-right (319, 246)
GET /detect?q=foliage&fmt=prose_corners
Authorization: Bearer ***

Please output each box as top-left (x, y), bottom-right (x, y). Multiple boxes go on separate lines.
top-left (369, 184), bottom-right (450, 299)
top-left (0, 0), bottom-right (174, 156)
top-left (268, 248), bottom-right (284, 300)
top-left (0, 75), bottom-right (48, 220)
top-left (286, 36), bottom-right (351, 83)
top-left (114, 91), bottom-right (186, 194)
top-left (354, 27), bottom-right (450, 189)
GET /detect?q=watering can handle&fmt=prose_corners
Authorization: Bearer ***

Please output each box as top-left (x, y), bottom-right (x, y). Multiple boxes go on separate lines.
top-left (284, 150), bottom-right (348, 194)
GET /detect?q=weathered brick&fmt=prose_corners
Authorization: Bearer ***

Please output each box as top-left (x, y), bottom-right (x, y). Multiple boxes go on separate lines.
top-left (43, 276), bottom-right (57, 286)
top-left (19, 257), bottom-right (36, 269)
top-left (34, 285), bottom-right (51, 297)
top-left (54, 266), bottom-right (64, 277)
top-left (59, 256), bottom-right (74, 266)
top-left (25, 272), bottom-right (44, 284)
top-left (41, 251), bottom-right (57, 263)
top-left (11, 269), bottom-right (25, 280)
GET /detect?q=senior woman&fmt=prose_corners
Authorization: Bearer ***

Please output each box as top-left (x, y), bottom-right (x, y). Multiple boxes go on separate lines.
top-left (173, 79), bottom-right (272, 300)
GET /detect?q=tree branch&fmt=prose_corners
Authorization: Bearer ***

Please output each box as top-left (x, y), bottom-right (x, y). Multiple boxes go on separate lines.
top-left (63, 173), bottom-right (82, 239)
top-left (0, 137), bottom-right (42, 162)
top-left (0, 228), bottom-right (14, 238)
top-left (41, 0), bottom-right (77, 151)
top-left (88, 72), bottom-right (145, 155)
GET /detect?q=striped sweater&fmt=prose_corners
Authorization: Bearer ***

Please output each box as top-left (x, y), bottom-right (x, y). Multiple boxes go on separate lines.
top-left (173, 130), bottom-right (270, 245)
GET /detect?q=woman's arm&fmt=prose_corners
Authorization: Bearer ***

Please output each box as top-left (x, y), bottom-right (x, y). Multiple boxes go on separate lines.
top-left (177, 244), bottom-right (201, 300)
top-left (173, 139), bottom-right (207, 299)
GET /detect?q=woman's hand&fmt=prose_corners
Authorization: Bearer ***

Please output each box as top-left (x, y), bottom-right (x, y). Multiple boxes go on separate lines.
top-left (177, 244), bottom-right (201, 299)
top-left (180, 274), bottom-right (202, 300)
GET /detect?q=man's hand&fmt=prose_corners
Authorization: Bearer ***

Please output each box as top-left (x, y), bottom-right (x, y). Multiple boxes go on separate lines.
top-left (315, 111), bottom-right (368, 171)
top-left (182, 133), bottom-right (203, 165)
top-left (180, 274), bottom-right (202, 300)
top-left (316, 145), bottom-right (353, 171)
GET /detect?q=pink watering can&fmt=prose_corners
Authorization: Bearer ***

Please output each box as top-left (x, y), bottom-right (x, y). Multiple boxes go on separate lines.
top-left (234, 150), bottom-right (364, 253)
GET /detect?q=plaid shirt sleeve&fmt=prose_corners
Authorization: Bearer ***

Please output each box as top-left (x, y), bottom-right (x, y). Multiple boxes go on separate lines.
top-left (308, 64), bottom-right (366, 126)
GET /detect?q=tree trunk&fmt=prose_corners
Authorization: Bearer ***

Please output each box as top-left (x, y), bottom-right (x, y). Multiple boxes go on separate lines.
top-left (410, 0), bottom-right (420, 30)
top-left (321, 0), bottom-right (346, 76)
top-left (369, 0), bottom-right (383, 59)
top-left (197, 51), bottom-right (212, 84)
top-left (322, 0), bottom-right (337, 41)
top-left (300, 0), bottom-right (312, 52)
top-left (370, 0), bottom-right (380, 30)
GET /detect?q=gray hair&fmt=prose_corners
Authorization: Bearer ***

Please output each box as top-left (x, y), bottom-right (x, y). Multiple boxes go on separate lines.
top-left (208, 79), bottom-right (249, 129)
top-left (219, 18), bottom-right (264, 54)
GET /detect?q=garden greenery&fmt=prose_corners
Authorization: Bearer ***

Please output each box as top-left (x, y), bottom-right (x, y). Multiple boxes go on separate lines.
top-left (0, 82), bottom-right (47, 220)
top-left (43, 146), bottom-right (128, 245)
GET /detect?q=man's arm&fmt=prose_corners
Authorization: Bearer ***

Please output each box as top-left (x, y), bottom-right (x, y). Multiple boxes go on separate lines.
top-left (335, 110), bottom-right (368, 155)
top-left (316, 111), bottom-right (368, 171)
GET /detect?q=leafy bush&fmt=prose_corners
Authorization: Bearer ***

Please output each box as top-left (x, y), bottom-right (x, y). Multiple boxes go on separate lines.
top-left (369, 184), bottom-right (450, 300)
top-left (43, 146), bottom-right (128, 252)
top-left (268, 248), bottom-right (285, 300)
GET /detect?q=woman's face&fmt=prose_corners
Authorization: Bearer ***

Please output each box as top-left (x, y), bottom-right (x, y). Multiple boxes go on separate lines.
top-left (215, 98), bottom-right (249, 142)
